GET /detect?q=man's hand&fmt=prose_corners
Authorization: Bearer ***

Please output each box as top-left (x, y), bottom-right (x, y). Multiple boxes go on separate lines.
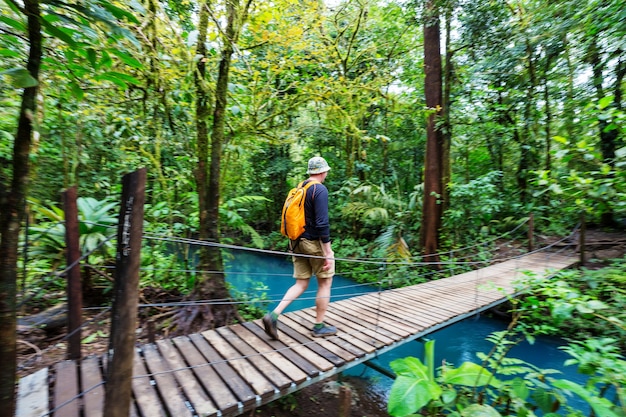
top-left (322, 257), bottom-right (334, 271)
top-left (322, 250), bottom-right (334, 271)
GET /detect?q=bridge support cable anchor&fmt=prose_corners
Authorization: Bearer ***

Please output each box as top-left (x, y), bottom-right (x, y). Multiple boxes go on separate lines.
top-left (363, 360), bottom-right (396, 380)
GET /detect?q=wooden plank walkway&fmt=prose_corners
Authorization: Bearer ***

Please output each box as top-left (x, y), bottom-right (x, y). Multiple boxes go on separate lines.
top-left (16, 251), bottom-right (578, 417)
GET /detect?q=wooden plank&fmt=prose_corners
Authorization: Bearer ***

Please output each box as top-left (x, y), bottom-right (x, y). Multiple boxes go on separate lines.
top-left (331, 300), bottom-right (411, 338)
top-left (172, 336), bottom-right (239, 415)
top-left (202, 328), bottom-right (277, 398)
top-left (81, 356), bottom-right (105, 417)
top-left (376, 293), bottom-right (455, 323)
top-left (368, 289), bottom-right (460, 323)
top-left (389, 293), bottom-right (490, 324)
top-left (332, 299), bottom-right (419, 334)
top-left (346, 294), bottom-right (440, 327)
top-left (291, 310), bottom-right (378, 354)
top-left (16, 367), bottom-right (48, 417)
top-left (278, 314), bottom-right (361, 361)
top-left (326, 305), bottom-right (404, 342)
top-left (282, 312), bottom-right (367, 358)
top-left (266, 317), bottom-right (347, 367)
top-left (320, 309), bottom-right (396, 347)
top-left (53, 360), bottom-right (80, 417)
top-left (379, 291), bottom-right (469, 320)
top-left (224, 325), bottom-right (335, 374)
top-left (335, 295), bottom-right (425, 329)
top-left (395, 281), bottom-right (511, 311)
top-left (407, 276), bottom-right (506, 299)
top-left (142, 343), bottom-right (193, 417)
top-left (131, 350), bottom-right (168, 417)
top-left (156, 339), bottom-right (218, 417)
top-left (215, 327), bottom-right (294, 390)
top-left (386, 282), bottom-right (482, 306)
top-left (241, 322), bottom-right (323, 377)
top-left (227, 323), bottom-right (310, 383)
top-left (189, 333), bottom-right (257, 408)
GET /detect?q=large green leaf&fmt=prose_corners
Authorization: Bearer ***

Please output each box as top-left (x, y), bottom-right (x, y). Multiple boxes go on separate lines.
top-left (99, 1), bottom-right (139, 24)
top-left (40, 19), bottom-right (77, 47)
top-left (0, 15), bottom-right (25, 31)
top-left (0, 49), bottom-right (21, 57)
top-left (1, 68), bottom-right (38, 88)
top-left (390, 356), bottom-right (430, 378)
top-left (388, 357), bottom-right (443, 416)
top-left (388, 375), bottom-right (442, 417)
top-left (442, 362), bottom-right (501, 388)
top-left (461, 404), bottom-right (502, 417)
top-left (108, 49), bottom-right (143, 69)
top-left (552, 379), bottom-right (619, 417)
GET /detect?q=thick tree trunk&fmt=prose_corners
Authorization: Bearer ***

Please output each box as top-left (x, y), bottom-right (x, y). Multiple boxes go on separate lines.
top-left (420, 0), bottom-right (443, 265)
top-left (195, 1), bottom-right (210, 244)
top-left (441, 8), bottom-right (453, 214)
top-left (0, 1), bottom-right (42, 414)
top-left (186, 0), bottom-right (251, 333)
top-left (200, 0), bottom-right (237, 305)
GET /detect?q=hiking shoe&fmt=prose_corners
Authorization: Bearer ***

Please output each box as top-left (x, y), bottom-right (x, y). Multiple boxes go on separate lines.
top-left (312, 323), bottom-right (337, 338)
top-left (262, 314), bottom-right (279, 340)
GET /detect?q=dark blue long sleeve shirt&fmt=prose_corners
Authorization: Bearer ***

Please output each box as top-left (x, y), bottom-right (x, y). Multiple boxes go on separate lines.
top-left (301, 180), bottom-right (331, 243)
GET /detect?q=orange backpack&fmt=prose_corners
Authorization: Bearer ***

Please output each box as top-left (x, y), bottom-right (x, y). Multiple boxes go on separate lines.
top-left (280, 180), bottom-right (319, 240)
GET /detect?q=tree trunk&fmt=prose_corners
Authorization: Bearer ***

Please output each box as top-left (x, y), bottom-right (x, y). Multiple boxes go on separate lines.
top-left (441, 7), bottom-right (453, 214)
top-left (517, 37), bottom-right (538, 204)
top-left (195, 0), bottom-right (210, 249)
top-left (0, 1), bottom-right (42, 414)
top-left (185, 0), bottom-right (251, 333)
top-left (420, 0), bottom-right (443, 265)
top-left (200, 0), bottom-right (237, 305)
top-left (588, 39), bottom-right (624, 227)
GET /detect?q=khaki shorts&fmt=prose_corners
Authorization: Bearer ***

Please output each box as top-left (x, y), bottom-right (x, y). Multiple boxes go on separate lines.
top-left (292, 238), bottom-right (335, 279)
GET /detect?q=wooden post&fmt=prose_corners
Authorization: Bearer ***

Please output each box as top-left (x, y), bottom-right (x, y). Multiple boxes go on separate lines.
top-left (104, 168), bottom-right (146, 417)
top-left (63, 186), bottom-right (82, 360)
top-left (527, 212), bottom-right (534, 252)
top-left (579, 211), bottom-right (586, 267)
top-left (338, 385), bottom-right (352, 417)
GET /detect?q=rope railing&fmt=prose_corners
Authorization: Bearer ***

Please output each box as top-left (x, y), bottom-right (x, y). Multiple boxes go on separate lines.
top-left (20, 221), bottom-right (581, 417)
top-left (17, 217), bottom-right (579, 323)
top-left (16, 217), bottom-right (578, 367)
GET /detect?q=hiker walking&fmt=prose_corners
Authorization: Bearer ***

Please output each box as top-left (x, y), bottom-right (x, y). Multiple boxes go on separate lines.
top-left (263, 156), bottom-right (337, 339)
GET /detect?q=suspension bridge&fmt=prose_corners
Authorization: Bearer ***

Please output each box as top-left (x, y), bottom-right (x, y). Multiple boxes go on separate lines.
top-left (16, 234), bottom-right (579, 417)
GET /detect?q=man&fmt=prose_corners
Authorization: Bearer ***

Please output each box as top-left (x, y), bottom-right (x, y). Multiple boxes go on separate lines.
top-left (263, 156), bottom-right (337, 339)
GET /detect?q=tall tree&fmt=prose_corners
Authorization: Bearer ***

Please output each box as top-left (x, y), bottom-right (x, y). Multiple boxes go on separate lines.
top-left (0, 0), bottom-right (41, 413)
top-left (179, 0), bottom-right (252, 333)
top-left (421, 0), bottom-right (443, 263)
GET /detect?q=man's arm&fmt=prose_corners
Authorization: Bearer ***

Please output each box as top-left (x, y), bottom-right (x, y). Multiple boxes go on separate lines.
top-left (321, 240), bottom-right (334, 271)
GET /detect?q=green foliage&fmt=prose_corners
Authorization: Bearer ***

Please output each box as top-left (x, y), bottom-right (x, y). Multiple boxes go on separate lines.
top-left (389, 334), bottom-right (625, 417)
top-left (389, 257), bottom-right (626, 417)
top-left (534, 101), bottom-right (626, 226)
top-left (388, 338), bottom-right (503, 417)
top-left (219, 195), bottom-right (269, 248)
top-left (559, 339), bottom-right (626, 414)
top-left (443, 172), bottom-right (509, 243)
top-left (229, 282), bottom-right (269, 321)
top-left (26, 197), bottom-right (117, 265)
top-left (332, 236), bottom-right (389, 285)
top-left (514, 259), bottom-right (626, 349)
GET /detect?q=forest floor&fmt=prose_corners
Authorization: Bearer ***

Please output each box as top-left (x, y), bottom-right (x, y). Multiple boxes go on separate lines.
top-left (15, 227), bottom-right (626, 416)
